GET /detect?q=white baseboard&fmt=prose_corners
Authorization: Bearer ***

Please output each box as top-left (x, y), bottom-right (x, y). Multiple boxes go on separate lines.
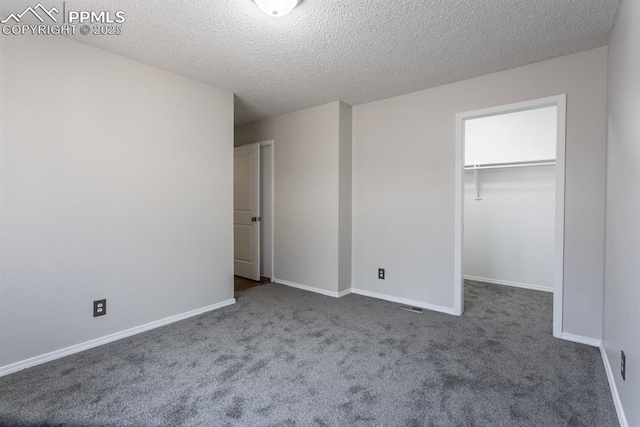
top-left (350, 288), bottom-right (456, 315)
top-left (600, 345), bottom-right (628, 427)
top-left (0, 298), bottom-right (236, 378)
top-left (337, 288), bottom-right (352, 298)
top-left (273, 278), bottom-right (343, 298)
top-left (559, 332), bottom-right (602, 347)
top-left (464, 275), bottom-right (553, 293)
top-left (272, 280), bottom-right (455, 316)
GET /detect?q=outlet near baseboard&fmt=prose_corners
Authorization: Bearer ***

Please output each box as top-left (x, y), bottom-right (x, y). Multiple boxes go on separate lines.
top-left (378, 268), bottom-right (385, 280)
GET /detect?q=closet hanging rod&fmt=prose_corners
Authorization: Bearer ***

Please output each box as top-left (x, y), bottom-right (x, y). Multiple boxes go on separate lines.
top-left (464, 159), bottom-right (556, 171)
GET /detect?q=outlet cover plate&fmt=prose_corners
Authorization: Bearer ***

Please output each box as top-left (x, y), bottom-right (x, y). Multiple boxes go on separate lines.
top-left (94, 299), bottom-right (107, 317)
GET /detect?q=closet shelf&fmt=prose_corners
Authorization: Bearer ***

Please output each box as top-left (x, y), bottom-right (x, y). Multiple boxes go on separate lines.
top-left (465, 159), bottom-right (556, 201)
top-left (464, 159), bottom-right (556, 171)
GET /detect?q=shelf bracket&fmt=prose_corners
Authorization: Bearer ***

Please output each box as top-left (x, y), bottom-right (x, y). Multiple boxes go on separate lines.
top-left (474, 167), bottom-right (482, 200)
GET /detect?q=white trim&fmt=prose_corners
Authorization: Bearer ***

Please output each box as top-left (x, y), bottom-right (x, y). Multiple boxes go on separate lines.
top-left (454, 113), bottom-right (464, 316)
top-left (560, 332), bottom-right (601, 347)
top-left (0, 298), bottom-right (236, 377)
top-left (273, 278), bottom-right (342, 298)
top-left (600, 345), bottom-right (629, 427)
top-left (351, 288), bottom-right (456, 315)
top-left (454, 95), bottom-right (567, 334)
top-left (272, 281), bottom-right (455, 316)
top-left (464, 275), bottom-right (553, 293)
top-left (553, 95), bottom-right (567, 339)
top-left (337, 289), bottom-right (352, 298)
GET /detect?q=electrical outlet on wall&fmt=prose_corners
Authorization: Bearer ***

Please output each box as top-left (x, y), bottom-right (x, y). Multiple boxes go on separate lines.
top-left (93, 299), bottom-right (107, 317)
top-left (378, 268), bottom-right (385, 280)
top-left (621, 350), bottom-right (626, 381)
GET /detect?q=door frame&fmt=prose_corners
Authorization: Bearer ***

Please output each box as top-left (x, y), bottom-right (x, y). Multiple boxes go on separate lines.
top-left (258, 139), bottom-right (275, 281)
top-left (453, 94), bottom-right (567, 338)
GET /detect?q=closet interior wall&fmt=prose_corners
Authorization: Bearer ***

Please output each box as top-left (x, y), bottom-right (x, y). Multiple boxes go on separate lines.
top-left (463, 107), bottom-right (557, 292)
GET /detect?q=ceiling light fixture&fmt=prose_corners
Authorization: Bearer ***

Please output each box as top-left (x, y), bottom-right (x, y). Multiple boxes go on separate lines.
top-left (254, 0), bottom-right (300, 17)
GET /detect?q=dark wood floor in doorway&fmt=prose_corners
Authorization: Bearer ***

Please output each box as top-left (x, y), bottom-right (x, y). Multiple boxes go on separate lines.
top-left (234, 276), bottom-right (270, 294)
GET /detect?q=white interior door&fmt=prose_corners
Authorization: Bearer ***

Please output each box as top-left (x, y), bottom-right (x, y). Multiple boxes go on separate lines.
top-left (234, 143), bottom-right (260, 280)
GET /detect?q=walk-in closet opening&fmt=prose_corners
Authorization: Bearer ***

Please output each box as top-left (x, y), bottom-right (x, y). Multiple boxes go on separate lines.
top-left (454, 96), bottom-right (567, 337)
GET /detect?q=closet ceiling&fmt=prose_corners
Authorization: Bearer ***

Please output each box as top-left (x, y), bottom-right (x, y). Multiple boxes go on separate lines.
top-left (0, 0), bottom-right (621, 124)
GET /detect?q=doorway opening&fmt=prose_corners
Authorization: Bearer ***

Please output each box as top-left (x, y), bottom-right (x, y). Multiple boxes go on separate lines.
top-left (454, 95), bottom-right (566, 338)
top-left (233, 140), bottom-right (275, 293)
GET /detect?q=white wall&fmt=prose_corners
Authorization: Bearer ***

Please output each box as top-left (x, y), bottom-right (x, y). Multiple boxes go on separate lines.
top-left (235, 102), bottom-right (341, 293)
top-left (0, 36), bottom-right (234, 368)
top-left (260, 144), bottom-right (274, 278)
top-left (464, 167), bottom-right (556, 291)
top-left (465, 107), bottom-right (557, 165)
top-left (353, 47), bottom-right (607, 339)
top-left (603, 1), bottom-right (639, 425)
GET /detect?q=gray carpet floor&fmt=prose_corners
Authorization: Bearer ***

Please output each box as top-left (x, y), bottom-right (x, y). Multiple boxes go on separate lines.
top-left (0, 281), bottom-right (617, 426)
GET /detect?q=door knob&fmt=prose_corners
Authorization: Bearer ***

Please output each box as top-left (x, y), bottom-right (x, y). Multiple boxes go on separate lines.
top-left (251, 217), bottom-right (257, 222)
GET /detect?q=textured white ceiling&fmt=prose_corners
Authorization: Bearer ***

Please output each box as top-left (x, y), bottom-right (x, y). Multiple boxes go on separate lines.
top-left (1, 0), bottom-right (620, 124)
